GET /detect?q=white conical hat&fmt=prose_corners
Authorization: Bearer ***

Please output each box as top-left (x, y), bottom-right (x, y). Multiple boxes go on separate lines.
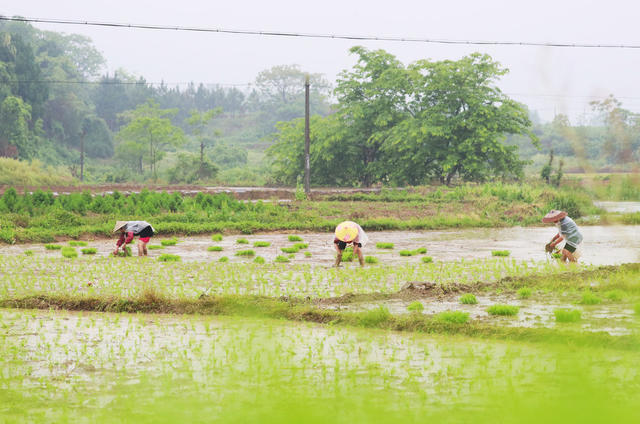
top-left (112, 221), bottom-right (128, 233)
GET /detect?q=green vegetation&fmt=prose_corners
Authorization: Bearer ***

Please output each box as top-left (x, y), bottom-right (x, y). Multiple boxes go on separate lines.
top-left (44, 244), bottom-right (63, 250)
top-left (81, 247), bottom-right (97, 255)
top-left (281, 247), bottom-right (298, 254)
top-left (253, 241), bottom-right (271, 247)
top-left (436, 311), bottom-right (470, 324)
top-left (407, 301), bottom-right (424, 313)
top-left (219, 257), bottom-right (229, 262)
top-left (236, 238), bottom-right (249, 244)
top-left (554, 309), bottom-right (582, 323)
top-left (60, 247), bottom-right (78, 259)
top-left (253, 256), bottom-right (266, 264)
top-left (23, 250), bottom-right (33, 256)
top-left (304, 251), bottom-right (312, 258)
top-left (158, 254), bottom-right (181, 262)
top-left (399, 250), bottom-right (414, 256)
top-left (68, 241), bottom-right (88, 247)
top-left (580, 292), bottom-right (602, 305)
top-left (292, 242), bottom-right (308, 250)
top-left (288, 235), bottom-right (303, 242)
top-left (207, 246), bottom-right (223, 252)
top-left (492, 250), bottom-right (511, 257)
top-left (211, 234), bottom-right (223, 242)
top-left (635, 304), bottom-right (640, 315)
top-left (274, 255), bottom-right (290, 263)
top-left (487, 305), bottom-right (520, 316)
top-left (459, 294), bottom-right (478, 305)
top-left (421, 256), bottom-right (433, 263)
top-left (161, 238), bottom-right (178, 246)
top-left (365, 256), bottom-right (379, 264)
top-left (376, 242), bottom-right (394, 249)
top-left (605, 290), bottom-right (625, 301)
top-left (359, 306), bottom-right (392, 327)
top-left (415, 247), bottom-right (427, 254)
top-left (147, 245), bottom-right (165, 250)
top-left (235, 249), bottom-right (255, 257)
top-left (517, 287), bottom-right (533, 299)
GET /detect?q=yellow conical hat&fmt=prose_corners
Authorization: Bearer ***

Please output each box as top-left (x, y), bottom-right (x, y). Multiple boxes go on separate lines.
top-left (334, 221), bottom-right (358, 242)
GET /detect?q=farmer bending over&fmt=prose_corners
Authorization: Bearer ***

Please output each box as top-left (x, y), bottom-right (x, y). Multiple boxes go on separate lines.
top-left (333, 221), bottom-right (368, 267)
top-left (543, 210), bottom-right (583, 263)
top-left (113, 220), bottom-right (155, 257)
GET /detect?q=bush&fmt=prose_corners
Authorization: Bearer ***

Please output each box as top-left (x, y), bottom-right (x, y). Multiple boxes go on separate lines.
top-left (579, 292), bottom-right (602, 305)
top-left (459, 294), bottom-right (478, 304)
top-left (492, 250), bottom-right (511, 257)
top-left (253, 241), bottom-right (271, 247)
top-left (235, 249), bottom-right (255, 257)
top-left (365, 256), bottom-right (379, 264)
top-left (376, 242), bottom-right (394, 249)
top-left (487, 304), bottom-right (519, 316)
top-left (61, 247), bottom-right (78, 258)
top-left (554, 308), bottom-right (582, 323)
top-left (288, 235), bottom-right (303, 242)
top-left (359, 306), bottom-right (391, 327)
top-left (158, 254), bottom-right (181, 262)
top-left (211, 234), bottom-right (223, 241)
top-left (69, 241), bottom-right (88, 247)
top-left (274, 255), bottom-right (290, 263)
top-left (81, 247), bottom-right (97, 255)
top-left (517, 287), bottom-right (532, 299)
top-left (161, 239), bottom-right (178, 246)
top-left (236, 238), bottom-right (249, 244)
top-left (436, 311), bottom-right (470, 324)
top-left (207, 246), bottom-right (223, 252)
top-left (407, 301), bottom-right (424, 312)
top-left (253, 256), bottom-right (266, 264)
top-left (421, 256), bottom-right (433, 263)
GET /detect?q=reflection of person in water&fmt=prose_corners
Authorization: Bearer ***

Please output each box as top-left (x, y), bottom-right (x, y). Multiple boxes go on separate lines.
top-left (333, 221), bottom-right (368, 267)
top-left (113, 221), bottom-right (155, 257)
top-left (543, 210), bottom-right (583, 263)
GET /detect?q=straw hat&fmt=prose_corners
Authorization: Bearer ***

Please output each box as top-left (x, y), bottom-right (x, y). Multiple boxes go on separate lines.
top-left (335, 221), bottom-right (359, 242)
top-left (542, 210), bottom-right (567, 223)
top-left (112, 221), bottom-right (128, 233)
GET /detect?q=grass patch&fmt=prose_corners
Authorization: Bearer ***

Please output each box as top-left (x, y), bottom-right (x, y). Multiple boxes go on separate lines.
top-left (421, 256), bottom-right (433, 263)
top-left (274, 255), bottom-right (290, 263)
top-left (147, 245), bottom-right (165, 250)
top-left (365, 256), bottom-right (379, 264)
top-left (207, 246), bottom-right (223, 252)
top-left (459, 293), bottom-right (478, 305)
top-left (60, 247), bottom-right (77, 258)
top-left (487, 304), bottom-right (519, 316)
top-left (579, 292), bottom-right (602, 305)
top-left (158, 254), bottom-right (181, 262)
top-left (517, 287), bottom-right (533, 299)
top-left (376, 242), bottom-right (394, 249)
top-left (253, 256), bottom-right (266, 264)
top-left (235, 249), bottom-right (255, 257)
top-left (407, 301), bottom-right (424, 313)
top-left (219, 256), bottom-right (229, 262)
top-left (436, 311), bottom-right (470, 324)
top-left (288, 235), bottom-right (303, 242)
top-left (554, 308), bottom-right (582, 323)
top-left (68, 240), bottom-right (88, 247)
top-left (236, 238), bottom-right (249, 244)
top-left (161, 238), bottom-right (178, 246)
top-left (359, 306), bottom-right (391, 327)
top-left (605, 290), bottom-right (625, 301)
top-left (211, 234), bottom-right (223, 241)
top-left (253, 241), bottom-right (271, 247)
top-left (81, 247), bottom-right (97, 255)
top-left (492, 250), bottom-right (511, 257)
top-left (44, 244), bottom-right (62, 250)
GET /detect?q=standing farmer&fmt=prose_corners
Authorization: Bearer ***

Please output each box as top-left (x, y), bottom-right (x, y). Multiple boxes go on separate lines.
top-left (333, 221), bottom-right (368, 267)
top-left (113, 221), bottom-right (155, 257)
top-left (543, 210), bottom-right (583, 263)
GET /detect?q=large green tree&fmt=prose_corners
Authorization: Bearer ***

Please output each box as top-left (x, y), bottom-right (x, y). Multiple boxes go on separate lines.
top-left (185, 107), bottom-right (223, 178)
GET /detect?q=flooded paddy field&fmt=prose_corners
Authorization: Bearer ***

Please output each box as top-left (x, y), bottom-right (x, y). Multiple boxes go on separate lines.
top-left (1, 308), bottom-right (639, 422)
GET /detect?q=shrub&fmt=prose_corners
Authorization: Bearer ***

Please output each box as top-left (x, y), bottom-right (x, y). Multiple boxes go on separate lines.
top-left (459, 293), bottom-right (478, 305)
top-left (436, 311), bottom-right (470, 324)
top-left (281, 247), bottom-right (298, 254)
top-left (579, 292), bottom-right (602, 305)
top-left (68, 241), bottom-right (88, 247)
top-left (211, 234), bottom-right (223, 241)
top-left (219, 256), bottom-right (229, 262)
top-left (148, 245), bottom-right (165, 250)
top-left (81, 247), bottom-right (97, 255)
top-left (517, 287), bottom-right (533, 299)
top-left (554, 308), bottom-right (582, 323)
top-left (207, 246), bottom-right (223, 252)
top-left (253, 256), bottom-right (266, 264)
top-left (45, 244), bottom-right (63, 250)
top-left (421, 256), bottom-right (433, 263)
top-left (61, 247), bottom-right (78, 258)
top-left (492, 250), bottom-right (511, 257)
top-left (253, 241), bottom-right (271, 247)
top-left (487, 304), bottom-right (519, 316)
top-left (158, 254), bottom-right (181, 262)
top-left (365, 256), bottom-right (379, 264)
top-left (235, 249), bottom-right (255, 257)
top-left (399, 250), bottom-right (414, 256)
top-left (293, 242), bottom-right (308, 250)
top-left (274, 255), bottom-right (290, 263)
top-left (407, 301), bottom-right (424, 313)
top-left (236, 238), bottom-right (249, 244)
top-left (288, 235), bottom-right (303, 242)
top-left (161, 239), bottom-right (178, 246)
top-left (376, 242), bottom-right (394, 249)
top-left (359, 306), bottom-right (391, 327)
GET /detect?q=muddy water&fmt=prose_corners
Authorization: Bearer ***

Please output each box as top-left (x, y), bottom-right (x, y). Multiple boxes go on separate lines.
top-left (594, 201), bottom-right (640, 213)
top-left (3, 225), bottom-right (639, 266)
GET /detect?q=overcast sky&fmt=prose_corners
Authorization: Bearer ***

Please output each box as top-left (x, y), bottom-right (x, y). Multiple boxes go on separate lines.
top-left (4, 0), bottom-right (640, 121)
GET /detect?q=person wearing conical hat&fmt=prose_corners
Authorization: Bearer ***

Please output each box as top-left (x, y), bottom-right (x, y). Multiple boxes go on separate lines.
top-left (543, 210), bottom-right (583, 263)
top-left (113, 220), bottom-right (155, 257)
top-left (333, 221), bottom-right (368, 267)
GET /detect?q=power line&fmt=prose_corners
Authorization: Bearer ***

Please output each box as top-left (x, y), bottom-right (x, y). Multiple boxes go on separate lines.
top-left (3, 16), bottom-right (640, 49)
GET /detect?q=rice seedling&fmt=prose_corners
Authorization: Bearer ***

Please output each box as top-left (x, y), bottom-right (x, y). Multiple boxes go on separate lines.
top-left (23, 250), bottom-right (33, 256)
top-left (235, 249), bottom-right (255, 257)
top-left (492, 250), bottom-right (511, 257)
top-left (376, 242), bottom-right (394, 249)
top-left (436, 311), bottom-right (470, 324)
top-left (158, 254), bottom-right (181, 262)
top-left (604, 290), bottom-right (624, 301)
top-left (253, 241), bottom-right (271, 247)
top-left (44, 244), bottom-right (63, 250)
top-left (116, 246), bottom-right (132, 257)
top-left (211, 234), bottom-right (223, 241)
top-left (459, 294), bottom-right (478, 304)
top-left (487, 304), bottom-right (519, 316)
top-left (207, 246), bottom-right (223, 252)
top-left (365, 256), bottom-right (379, 264)
top-left (68, 240), bottom-right (88, 247)
top-left (81, 248), bottom-right (97, 255)
top-left (341, 247), bottom-right (354, 262)
top-left (293, 243), bottom-right (308, 250)
top-left (634, 304), bottom-right (640, 315)
top-left (161, 238), bottom-right (178, 246)
top-left (281, 247), bottom-right (298, 254)
top-left (60, 247), bottom-right (77, 258)
top-left (288, 235), bottom-right (303, 242)
top-left (304, 251), bottom-right (312, 258)
top-left (253, 256), bottom-right (265, 264)
top-left (219, 256), bottom-right (229, 262)
top-left (554, 308), bottom-right (582, 323)
top-left (287, 253), bottom-right (295, 259)
top-left (415, 247), bottom-right (427, 254)
top-left (579, 292), bottom-right (602, 305)
top-left (236, 238), bottom-right (249, 244)
top-left (275, 255), bottom-right (290, 263)
top-left (421, 256), bottom-right (433, 263)
top-left (517, 287), bottom-right (533, 299)
top-left (359, 305), bottom-right (391, 327)
top-left (407, 301), bottom-right (424, 313)
top-left (148, 245), bottom-right (165, 250)
top-left (399, 250), bottom-right (414, 256)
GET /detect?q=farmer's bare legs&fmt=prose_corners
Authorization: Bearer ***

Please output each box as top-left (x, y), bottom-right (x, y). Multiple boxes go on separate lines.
top-left (561, 249), bottom-right (577, 263)
top-left (353, 244), bottom-right (365, 267)
top-left (137, 239), bottom-right (149, 256)
top-left (334, 244), bottom-right (343, 267)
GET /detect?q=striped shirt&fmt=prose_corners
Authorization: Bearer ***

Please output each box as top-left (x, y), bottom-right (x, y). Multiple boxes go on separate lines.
top-left (556, 217), bottom-right (583, 248)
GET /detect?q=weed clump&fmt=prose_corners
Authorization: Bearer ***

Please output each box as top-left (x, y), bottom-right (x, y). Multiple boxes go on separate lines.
top-left (61, 247), bottom-right (77, 258)
top-left (68, 240), bottom-right (88, 247)
top-left (44, 244), bottom-right (62, 250)
top-left (492, 250), bottom-right (511, 257)
top-left (459, 293), bottom-right (478, 305)
top-left (211, 234), bottom-right (223, 241)
top-left (436, 311), bottom-right (470, 324)
top-left (517, 287), bottom-right (533, 299)
top-left (161, 238), bottom-right (178, 246)
top-left (219, 256), bottom-right (229, 262)
top-left (158, 254), bottom-right (181, 262)
top-left (236, 238), bottom-right (249, 244)
top-left (253, 256), bottom-right (265, 264)
top-left (207, 246), bottom-right (223, 252)
top-left (487, 304), bottom-right (519, 316)
top-left (579, 292), bottom-right (602, 305)
top-left (407, 301), bottom-right (424, 313)
top-left (376, 242), bottom-right (394, 249)
top-left (81, 247), bottom-right (97, 255)
top-left (274, 255), bottom-right (290, 263)
top-left (554, 308), bottom-right (582, 323)
top-left (288, 235), bottom-right (303, 242)
top-left (359, 306), bottom-right (391, 327)
top-left (421, 256), bottom-right (433, 263)
top-left (235, 249), bottom-right (255, 257)
top-left (365, 256), bottom-right (379, 264)
top-left (253, 241), bottom-right (271, 247)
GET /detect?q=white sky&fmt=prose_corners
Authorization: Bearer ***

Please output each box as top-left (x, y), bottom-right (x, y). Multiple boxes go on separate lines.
top-left (4, 0), bottom-right (640, 121)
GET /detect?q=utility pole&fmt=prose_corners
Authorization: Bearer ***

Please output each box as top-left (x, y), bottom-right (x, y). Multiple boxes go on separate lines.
top-left (304, 75), bottom-right (310, 196)
top-left (80, 127), bottom-right (86, 182)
